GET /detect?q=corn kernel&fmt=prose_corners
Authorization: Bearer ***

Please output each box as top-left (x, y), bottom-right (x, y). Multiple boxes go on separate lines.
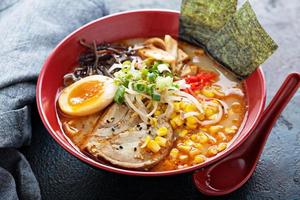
top-left (191, 134), bottom-right (200, 142)
top-left (172, 115), bottom-right (184, 126)
top-left (150, 118), bottom-right (158, 127)
top-left (170, 120), bottom-right (177, 128)
top-left (180, 102), bottom-right (188, 109)
top-left (205, 108), bottom-right (215, 117)
top-left (169, 148), bottom-right (179, 159)
top-left (177, 144), bottom-right (191, 153)
top-left (171, 112), bottom-right (177, 118)
top-left (184, 139), bottom-right (194, 146)
top-left (208, 125), bottom-right (224, 134)
top-left (217, 143), bottom-right (227, 152)
top-left (194, 143), bottom-right (203, 149)
top-left (186, 116), bottom-right (198, 124)
top-left (224, 126), bottom-right (238, 134)
top-left (178, 130), bottom-right (188, 137)
top-left (193, 155), bottom-right (206, 164)
top-left (207, 145), bottom-right (218, 157)
top-left (154, 136), bottom-right (167, 147)
top-left (179, 155), bottom-right (189, 162)
top-left (141, 135), bottom-right (151, 148)
top-left (198, 132), bottom-right (209, 144)
top-left (147, 140), bottom-right (161, 153)
top-left (184, 104), bottom-right (197, 112)
top-left (173, 102), bottom-right (181, 112)
top-left (154, 110), bottom-right (162, 116)
top-left (186, 122), bottom-right (197, 130)
top-left (189, 148), bottom-right (201, 157)
top-left (202, 87), bottom-right (215, 98)
top-left (157, 127), bottom-right (168, 136)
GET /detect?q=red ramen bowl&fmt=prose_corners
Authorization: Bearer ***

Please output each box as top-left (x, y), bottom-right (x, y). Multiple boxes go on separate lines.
top-left (37, 10), bottom-right (265, 177)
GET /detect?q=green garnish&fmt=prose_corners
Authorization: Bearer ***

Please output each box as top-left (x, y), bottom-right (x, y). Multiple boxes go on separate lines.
top-left (134, 83), bottom-right (147, 93)
top-left (151, 92), bottom-right (161, 101)
top-left (146, 84), bottom-right (155, 96)
top-left (147, 72), bottom-right (157, 82)
top-left (141, 68), bottom-right (149, 77)
top-left (114, 85), bottom-right (126, 104)
top-left (113, 59), bottom-right (177, 104)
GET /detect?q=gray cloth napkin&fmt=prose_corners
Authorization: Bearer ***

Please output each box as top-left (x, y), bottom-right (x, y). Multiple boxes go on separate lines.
top-left (0, 0), bottom-right (108, 199)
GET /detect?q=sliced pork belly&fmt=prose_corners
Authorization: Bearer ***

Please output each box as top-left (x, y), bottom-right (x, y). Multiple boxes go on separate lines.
top-left (83, 103), bottom-right (174, 170)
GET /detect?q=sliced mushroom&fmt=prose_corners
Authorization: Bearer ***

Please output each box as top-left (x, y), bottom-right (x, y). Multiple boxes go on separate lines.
top-left (164, 35), bottom-right (178, 72)
top-left (144, 37), bottom-right (166, 50)
top-left (138, 47), bottom-right (175, 63)
top-left (177, 48), bottom-right (189, 63)
top-left (164, 35), bottom-right (178, 59)
top-left (139, 35), bottom-right (190, 75)
top-left (181, 64), bottom-right (199, 77)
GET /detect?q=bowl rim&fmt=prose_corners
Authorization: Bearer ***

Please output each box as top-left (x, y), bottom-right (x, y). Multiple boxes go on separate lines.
top-left (36, 9), bottom-right (266, 176)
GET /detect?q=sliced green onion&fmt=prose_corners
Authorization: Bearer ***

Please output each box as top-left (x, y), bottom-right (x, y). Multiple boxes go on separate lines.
top-left (151, 92), bottom-right (161, 101)
top-left (141, 68), bottom-right (149, 77)
top-left (147, 72), bottom-right (157, 82)
top-left (146, 84), bottom-right (155, 95)
top-left (134, 83), bottom-right (146, 93)
top-left (114, 85), bottom-right (126, 104)
top-left (152, 61), bottom-right (162, 69)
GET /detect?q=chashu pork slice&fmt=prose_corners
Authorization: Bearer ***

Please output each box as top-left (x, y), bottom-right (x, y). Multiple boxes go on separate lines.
top-left (83, 103), bottom-right (174, 170)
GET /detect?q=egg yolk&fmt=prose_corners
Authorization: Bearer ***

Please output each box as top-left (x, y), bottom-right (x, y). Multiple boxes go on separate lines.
top-left (68, 80), bottom-right (103, 107)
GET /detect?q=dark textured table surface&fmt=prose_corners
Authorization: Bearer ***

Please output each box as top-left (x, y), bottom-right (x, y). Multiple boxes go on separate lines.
top-left (22, 0), bottom-right (300, 199)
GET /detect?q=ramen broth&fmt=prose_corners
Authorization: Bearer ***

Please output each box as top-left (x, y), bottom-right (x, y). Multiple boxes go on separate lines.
top-left (57, 37), bottom-right (247, 171)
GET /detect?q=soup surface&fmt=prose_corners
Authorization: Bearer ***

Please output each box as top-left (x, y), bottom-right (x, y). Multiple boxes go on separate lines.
top-left (57, 36), bottom-right (247, 171)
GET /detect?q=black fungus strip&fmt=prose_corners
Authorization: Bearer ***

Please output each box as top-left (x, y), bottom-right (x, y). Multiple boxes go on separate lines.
top-left (63, 39), bottom-right (137, 86)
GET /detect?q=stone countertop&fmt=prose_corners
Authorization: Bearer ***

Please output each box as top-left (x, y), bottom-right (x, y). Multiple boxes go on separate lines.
top-left (22, 0), bottom-right (300, 199)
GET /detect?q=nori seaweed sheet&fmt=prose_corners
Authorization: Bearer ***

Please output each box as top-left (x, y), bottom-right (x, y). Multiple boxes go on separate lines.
top-left (179, 0), bottom-right (278, 79)
top-left (206, 1), bottom-right (278, 78)
top-left (179, 0), bottom-right (237, 47)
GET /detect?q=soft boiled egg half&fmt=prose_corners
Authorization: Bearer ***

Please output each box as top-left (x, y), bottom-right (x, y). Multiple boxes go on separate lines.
top-left (58, 75), bottom-right (117, 116)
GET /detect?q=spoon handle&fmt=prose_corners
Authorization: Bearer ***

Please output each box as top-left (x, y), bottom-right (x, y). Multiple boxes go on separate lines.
top-left (255, 73), bottom-right (300, 139)
top-left (245, 72), bottom-right (300, 163)
top-left (193, 73), bottom-right (300, 195)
